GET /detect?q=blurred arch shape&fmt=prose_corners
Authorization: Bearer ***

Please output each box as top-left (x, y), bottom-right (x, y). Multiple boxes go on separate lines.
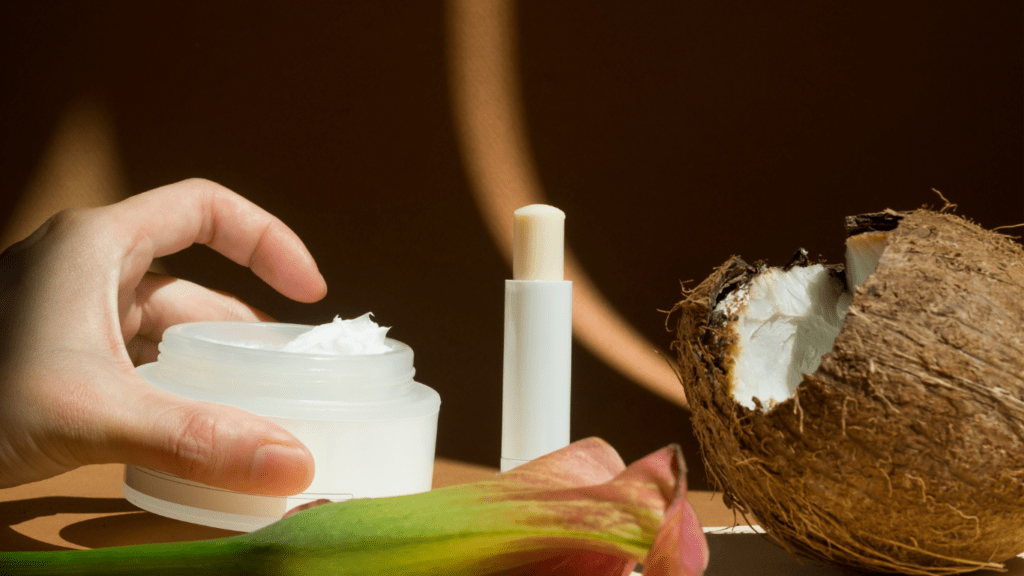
top-left (2, 97), bottom-right (130, 251)
top-left (445, 0), bottom-right (689, 408)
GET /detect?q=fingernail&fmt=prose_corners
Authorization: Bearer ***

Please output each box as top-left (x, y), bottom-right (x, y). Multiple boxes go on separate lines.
top-left (250, 442), bottom-right (315, 496)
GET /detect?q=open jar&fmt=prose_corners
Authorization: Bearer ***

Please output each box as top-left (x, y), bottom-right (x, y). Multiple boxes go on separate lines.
top-left (122, 321), bottom-right (441, 532)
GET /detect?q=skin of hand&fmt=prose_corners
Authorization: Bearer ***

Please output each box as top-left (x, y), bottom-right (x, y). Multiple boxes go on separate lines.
top-left (0, 179), bottom-right (327, 496)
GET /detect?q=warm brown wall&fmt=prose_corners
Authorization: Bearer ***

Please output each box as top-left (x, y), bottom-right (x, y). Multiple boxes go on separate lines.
top-left (1, 1), bottom-right (1020, 490)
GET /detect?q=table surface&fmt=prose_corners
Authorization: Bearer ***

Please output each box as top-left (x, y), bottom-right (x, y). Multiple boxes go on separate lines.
top-left (0, 458), bottom-right (737, 552)
top-left (2, 462), bottom-right (1021, 576)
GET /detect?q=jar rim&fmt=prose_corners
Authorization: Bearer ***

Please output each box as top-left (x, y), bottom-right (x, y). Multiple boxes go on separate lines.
top-left (159, 321), bottom-right (414, 375)
top-left (140, 321), bottom-right (439, 419)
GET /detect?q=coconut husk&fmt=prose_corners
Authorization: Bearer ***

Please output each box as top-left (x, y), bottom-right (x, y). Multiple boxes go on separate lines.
top-left (670, 209), bottom-right (1024, 574)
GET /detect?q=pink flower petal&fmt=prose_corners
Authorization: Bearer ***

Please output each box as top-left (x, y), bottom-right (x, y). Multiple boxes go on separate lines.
top-left (276, 437), bottom-right (709, 576)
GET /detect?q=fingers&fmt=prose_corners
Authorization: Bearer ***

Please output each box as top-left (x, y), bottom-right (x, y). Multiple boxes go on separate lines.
top-left (114, 179), bottom-right (327, 303)
top-left (3, 334), bottom-right (314, 495)
top-left (134, 272), bottom-right (275, 337)
top-left (122, 273), bottom-right (276, 364)
top-left (107, 389), bottom-right (315, 496)
top-left (0, 179), bottom-right (325, 494)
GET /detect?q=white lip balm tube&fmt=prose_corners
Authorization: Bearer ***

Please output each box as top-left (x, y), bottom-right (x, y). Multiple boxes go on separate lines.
top-left (501, 204), bottom-right (573, 472)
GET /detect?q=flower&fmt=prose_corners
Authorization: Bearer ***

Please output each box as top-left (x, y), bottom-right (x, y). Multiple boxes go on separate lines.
top-left (1, 438), bottom-right (708, 575)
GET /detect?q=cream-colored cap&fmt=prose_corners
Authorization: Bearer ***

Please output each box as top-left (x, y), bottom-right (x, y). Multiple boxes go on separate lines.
top-left (512, 204), bottom-right (565, 281)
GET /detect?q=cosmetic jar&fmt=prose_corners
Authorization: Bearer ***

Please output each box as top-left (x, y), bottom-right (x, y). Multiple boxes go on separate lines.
top-left (122, 321), bottom-right (441, 532)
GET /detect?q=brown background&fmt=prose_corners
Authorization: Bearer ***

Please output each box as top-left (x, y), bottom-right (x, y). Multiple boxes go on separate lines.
top-left (1, 1), bottom-right (1021, 490)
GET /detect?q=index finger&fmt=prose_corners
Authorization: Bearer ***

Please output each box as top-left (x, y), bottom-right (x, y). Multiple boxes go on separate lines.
top-left (113, 179), bottom-right (327, 303)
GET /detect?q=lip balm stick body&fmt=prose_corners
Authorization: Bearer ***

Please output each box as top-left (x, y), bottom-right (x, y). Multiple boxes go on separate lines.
top-left (501, 205), bottom-right (573, 472)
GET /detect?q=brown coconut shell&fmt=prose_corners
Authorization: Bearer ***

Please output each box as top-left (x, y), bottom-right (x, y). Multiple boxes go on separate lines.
top-left (670, 209), bottom-right (1024, 574)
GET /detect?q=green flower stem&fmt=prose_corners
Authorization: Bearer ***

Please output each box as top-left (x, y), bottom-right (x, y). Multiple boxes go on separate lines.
top-left (1, 536), bottom-right (256, 575)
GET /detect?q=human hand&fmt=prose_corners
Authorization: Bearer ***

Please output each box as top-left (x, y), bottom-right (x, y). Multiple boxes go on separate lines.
top-left (0, 179), bottom-right (327, 495)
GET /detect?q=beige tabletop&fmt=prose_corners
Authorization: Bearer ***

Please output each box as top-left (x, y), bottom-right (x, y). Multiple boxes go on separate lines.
top-left (0, 458), bottom-right (738, 553)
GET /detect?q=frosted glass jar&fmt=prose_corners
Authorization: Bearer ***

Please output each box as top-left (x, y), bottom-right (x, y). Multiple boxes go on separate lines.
top-left (122, 321), bottom-right (441, 532)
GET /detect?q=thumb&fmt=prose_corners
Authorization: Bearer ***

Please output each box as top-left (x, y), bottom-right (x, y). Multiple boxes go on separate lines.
top-left (111, 390), bottom-right (315, 497)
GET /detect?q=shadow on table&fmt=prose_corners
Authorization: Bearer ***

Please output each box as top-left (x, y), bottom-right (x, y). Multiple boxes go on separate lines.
top-left (0, 496), bottom-right (136, 551)
top-left (705, 531), bottom-right (841, 576)
top-left (61, 510), bottom-right (242, 549)
top-left (705, 531), bottom-right (1024, 576)
top-left (0, 496), bottom-right (241, 552)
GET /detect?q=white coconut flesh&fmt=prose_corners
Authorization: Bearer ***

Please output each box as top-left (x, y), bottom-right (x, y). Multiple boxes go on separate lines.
top-left (717, 232), bottom-right (890, 410)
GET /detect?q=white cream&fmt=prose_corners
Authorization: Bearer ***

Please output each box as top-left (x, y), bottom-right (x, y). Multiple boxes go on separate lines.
top-left (278, 313), bottom-right (394, 354)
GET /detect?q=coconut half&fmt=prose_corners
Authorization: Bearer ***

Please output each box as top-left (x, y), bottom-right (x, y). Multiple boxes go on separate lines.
top-left (670, 208), bottom-right (1024, 574)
